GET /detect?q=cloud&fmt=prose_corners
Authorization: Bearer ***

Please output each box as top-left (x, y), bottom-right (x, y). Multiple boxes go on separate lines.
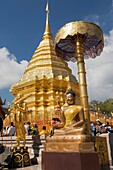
top-left (0, 47), bottom-right (28, 89)
top-left (84, 15), bottom-right (100, 26)
top-left (69, 29), bottom-right (113, 102)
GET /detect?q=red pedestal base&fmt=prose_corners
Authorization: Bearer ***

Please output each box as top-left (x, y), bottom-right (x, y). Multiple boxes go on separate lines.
top-left (42, 151), bottom-right (100, 170)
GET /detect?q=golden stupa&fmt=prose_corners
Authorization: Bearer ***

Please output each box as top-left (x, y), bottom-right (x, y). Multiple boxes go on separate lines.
top-left (9, 1), bottom-right (80, 125)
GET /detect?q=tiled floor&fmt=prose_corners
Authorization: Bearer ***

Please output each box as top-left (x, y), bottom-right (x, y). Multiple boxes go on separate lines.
top-left (0, 155), bottom-right (42, 170)
top-left (2, 161), bottom-right (113, 170)
top-left (14, 165), bottom-right (113, 170)
top-left (16, 164), bottom-right (41, 170)
top-left (0, 164), bottom-right (41, 170)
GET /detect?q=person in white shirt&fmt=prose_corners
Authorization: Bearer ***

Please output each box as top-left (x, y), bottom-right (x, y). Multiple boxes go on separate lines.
top-left (24, 122), bottom-right (29, 135)
top-left (8, 122), bottom-right (16, 136)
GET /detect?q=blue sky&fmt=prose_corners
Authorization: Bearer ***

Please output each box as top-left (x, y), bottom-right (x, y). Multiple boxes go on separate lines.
top-left (0, 0), bottom-right (113, 106)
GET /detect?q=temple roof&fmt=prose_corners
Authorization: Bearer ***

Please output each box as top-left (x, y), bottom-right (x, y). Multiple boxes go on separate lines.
top-left (10, 1), bottom-right (78, 93)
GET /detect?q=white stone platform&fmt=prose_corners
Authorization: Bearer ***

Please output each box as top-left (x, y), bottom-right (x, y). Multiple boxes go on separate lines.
top-left (0, 135), bottom-right (46, 170)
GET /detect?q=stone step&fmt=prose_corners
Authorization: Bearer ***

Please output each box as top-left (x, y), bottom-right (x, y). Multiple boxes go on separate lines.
top-left (0, 135), bottom-right (46, 159)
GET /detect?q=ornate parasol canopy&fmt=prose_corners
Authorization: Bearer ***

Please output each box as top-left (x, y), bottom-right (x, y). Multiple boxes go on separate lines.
top-left (54, 21), bottom-right (104, 62)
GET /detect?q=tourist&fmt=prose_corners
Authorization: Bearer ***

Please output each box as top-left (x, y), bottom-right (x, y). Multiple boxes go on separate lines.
top-left (24, 121), bottom-right (32, 135)
top-left (95, 119), bottom-right (105, 135)
top-left (90, 123), bottom-right (96, 136)
top-left (51, 118), bottom-right (57, 126)
top-left (49, 117), bottom-right (61, 136)
top-left (32, 124), bottom-right (39, 135)
top-left (7, 122), bottom-right (16, 136)
top-left (39, 126), bottom-right (47, 135)
top-left (105, 122), bottom-right (112, 133)
top-left (55, 118), bottom-right (61, 124)
top-left (32, 124), bottom-right (41, 158)
top-left (51, 117), bottom-right (61, 127)
top-left (3, 126), bottom-right (10, 136)
top-left (2, 127), bottom-right (7, 136)
top-left (24, 122), bottom-right (29, 135)
top-left (27, 122), bottom-right (32, 135)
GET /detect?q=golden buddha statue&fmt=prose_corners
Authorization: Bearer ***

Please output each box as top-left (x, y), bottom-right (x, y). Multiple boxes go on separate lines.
top-left (14, 100), bottom-right (26, 147)
top-left (8, 97), bottom-right (26, 147)
top-left (50, 88), bottom-right (86, 136)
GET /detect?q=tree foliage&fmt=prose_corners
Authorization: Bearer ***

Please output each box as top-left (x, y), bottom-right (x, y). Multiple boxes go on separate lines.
top-left (89, 98), bottom-right (113, 117)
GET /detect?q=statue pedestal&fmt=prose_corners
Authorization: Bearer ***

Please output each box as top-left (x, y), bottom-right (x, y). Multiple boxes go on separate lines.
top-left (45, 135), bottom-right (94, 152)
top-left (42, 135), bottom-right (100, 170)
top-left (42, 151), bottom-right (100, 170)
top-left (0, 146), bottom-right (31, 169)
top-left (10, 146), bottom-right (31, 168)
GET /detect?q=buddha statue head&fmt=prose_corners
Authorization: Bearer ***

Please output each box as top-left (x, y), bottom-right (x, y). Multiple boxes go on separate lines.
top-left (66, 87), bottom-right (76, 105)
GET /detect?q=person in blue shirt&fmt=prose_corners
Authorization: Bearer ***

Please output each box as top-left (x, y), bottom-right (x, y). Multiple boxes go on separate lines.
top-left (90, 123), bottom-right (96, 136)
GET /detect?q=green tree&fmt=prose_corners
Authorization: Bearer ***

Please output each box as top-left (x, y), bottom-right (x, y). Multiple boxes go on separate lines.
top-left (89, 100), bottom-right (100, 111)
top-left (89, 98), bottom-right (113, 117)
top-left (99, 98), bottom-right (113, 116)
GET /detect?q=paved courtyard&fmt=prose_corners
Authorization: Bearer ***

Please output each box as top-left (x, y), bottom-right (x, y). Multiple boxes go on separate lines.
top-left (0, 164), bottom-right (41, 170)
top-left (15, 156), bottom-right (42, 170)
top-left (16, 164), bottom-right (41, 170)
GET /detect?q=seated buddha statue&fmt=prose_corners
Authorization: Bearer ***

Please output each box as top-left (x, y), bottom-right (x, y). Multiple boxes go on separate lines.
top-left (50, 88), bottom-right (86, 136)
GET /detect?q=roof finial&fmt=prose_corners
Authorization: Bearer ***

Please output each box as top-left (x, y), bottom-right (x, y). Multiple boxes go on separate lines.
top-left (46, 0), bottom-right (49, 14)
top-left (43, 0), bottom-right (52, 39)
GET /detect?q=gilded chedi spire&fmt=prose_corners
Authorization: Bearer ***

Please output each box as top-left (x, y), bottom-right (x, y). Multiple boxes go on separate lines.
top-left (10, 1), bottom-right (79, 123)
top-left (43, 0), bottom-right (52, 40)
